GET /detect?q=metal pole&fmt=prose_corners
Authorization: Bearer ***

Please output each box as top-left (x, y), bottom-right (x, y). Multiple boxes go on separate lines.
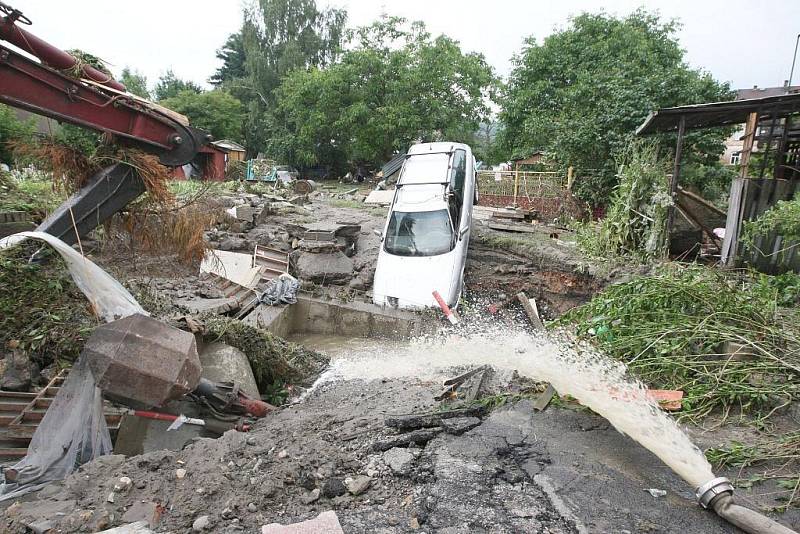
top-left (789, 33), bottom-right (800, 91)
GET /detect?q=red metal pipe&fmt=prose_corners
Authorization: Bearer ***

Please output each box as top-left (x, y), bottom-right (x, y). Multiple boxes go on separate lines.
top-left (0, 15), bottom-right (125, 91)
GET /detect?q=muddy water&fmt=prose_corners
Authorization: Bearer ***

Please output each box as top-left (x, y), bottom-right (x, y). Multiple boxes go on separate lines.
top-left (287, 333), bottom-right (387, 358)
top-left (318, 328), bottom-right (716, 490)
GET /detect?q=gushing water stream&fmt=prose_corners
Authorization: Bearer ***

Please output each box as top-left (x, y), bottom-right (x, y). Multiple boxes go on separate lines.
top-left (321, 329), bottom-right (716, 489)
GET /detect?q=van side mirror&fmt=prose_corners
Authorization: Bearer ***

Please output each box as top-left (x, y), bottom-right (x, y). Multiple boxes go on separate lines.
top-left (459, 226), bottom-right (469, 239)
top-left (373, 229), bottom-right (382, 238)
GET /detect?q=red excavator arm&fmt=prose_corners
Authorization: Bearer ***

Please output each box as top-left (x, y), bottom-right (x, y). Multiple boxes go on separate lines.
top-left (0, 2), bottom-right (209, 166)
top-left (0, 3), bottom-right (214, 244)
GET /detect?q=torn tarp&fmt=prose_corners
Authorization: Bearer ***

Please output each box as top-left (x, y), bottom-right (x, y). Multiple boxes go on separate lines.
top-left (259, 273), bottom-right (299, 305)
top-left (0, 231), bottom-right (145, 501)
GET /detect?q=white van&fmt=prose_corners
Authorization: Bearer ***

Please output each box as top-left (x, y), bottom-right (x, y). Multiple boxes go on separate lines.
top-left (372, 142), bottom-right (477, 309)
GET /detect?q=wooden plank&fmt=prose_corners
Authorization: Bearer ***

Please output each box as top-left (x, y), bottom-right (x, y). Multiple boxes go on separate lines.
top-left (488, 221), bottom-right (538, 234)
top-left (533, 384), bottom-right (556, 411)
top-left (491, 210), bottom-right (525, 220)
top-left (516, 292), bottom-right (544, 329)
top-left (0, 447), bottom-right (27, 457)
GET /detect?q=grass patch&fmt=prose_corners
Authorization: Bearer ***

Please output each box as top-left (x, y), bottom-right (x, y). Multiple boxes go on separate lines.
top-left (707, 432), bottom-right (800, 510)
top-left (327, 198), bottom-right (367, 210)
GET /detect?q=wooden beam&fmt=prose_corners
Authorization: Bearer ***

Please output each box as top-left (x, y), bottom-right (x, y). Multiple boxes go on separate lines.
top-left (740, 111), bottom-right (758, 177)
top-left (666, 115), bottom-right (686, 238)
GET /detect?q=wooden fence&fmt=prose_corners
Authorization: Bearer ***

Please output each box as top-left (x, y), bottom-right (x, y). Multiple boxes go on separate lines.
top-left (721, 177), bottom-right (800, 273)
top-left (476, 170), bottom-right (574, 218)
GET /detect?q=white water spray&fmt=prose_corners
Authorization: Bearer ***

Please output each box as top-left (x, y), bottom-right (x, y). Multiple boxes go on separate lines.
top-left (323, 328), bottom-right (716, 488)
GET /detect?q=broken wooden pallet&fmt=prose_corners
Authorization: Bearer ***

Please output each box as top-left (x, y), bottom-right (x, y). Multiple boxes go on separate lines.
top-left (6, 371), bottom-right (124, 440)
top-left (253, 244), bottom-right (289, 282)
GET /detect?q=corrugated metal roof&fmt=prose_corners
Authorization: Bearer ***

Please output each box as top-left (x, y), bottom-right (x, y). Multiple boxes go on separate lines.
top-left (637, 92), bottom-right (800, 135)
top-left (381, 153), bottom-right (406, 179)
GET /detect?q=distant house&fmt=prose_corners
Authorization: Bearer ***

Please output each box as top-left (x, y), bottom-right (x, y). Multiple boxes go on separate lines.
top-left (212, 139), bottom-right (246, 162)
top-left (721, 83), bottom-right (800, 166)
top-left (511, 151), bottom-right (547, 172)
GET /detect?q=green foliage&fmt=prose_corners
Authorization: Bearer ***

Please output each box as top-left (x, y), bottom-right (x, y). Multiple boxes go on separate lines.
top-left (753, 272), bottom-right (800, 308)
top-left (0, 168), bottom-right (65, 216)
top-left (0, 103), bottom-right (35, 163)
top-left (154, 69), bottom-right (202, 101)
top-left (271, 16), bottom-right (496, 171)
top-left (211, 31), bottom-right (247, 86)
top-left (241, 0), bottom-right (347, 154)
top-left (119, 67), bottom-right (151, 99)
top-left (555, 265), bottom-right (800, 421)
top-left (578, 139), bottom-right (672, 259)
top-left (681, 162), bottom-right (736, 202)
top-left (742, 196), bottom-right (800, 257)
top-left (0, 245), bottom-right (97, 368)
top-left (160, 90), bottom-right (245, 142)
top-left (499, 10), bottom-right (732, 206)
top-left (53, 124), bottom-right (102, 158)
top-left (200, 316), bottom-right (329, 391)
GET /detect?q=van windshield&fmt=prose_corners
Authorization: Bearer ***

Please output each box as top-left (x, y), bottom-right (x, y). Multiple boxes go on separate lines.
top-left (384, 209), bottom-right (454, 257)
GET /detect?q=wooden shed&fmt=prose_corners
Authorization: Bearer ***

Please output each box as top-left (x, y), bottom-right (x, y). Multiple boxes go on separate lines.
top-left (638, 92), bottom-right (800, 272)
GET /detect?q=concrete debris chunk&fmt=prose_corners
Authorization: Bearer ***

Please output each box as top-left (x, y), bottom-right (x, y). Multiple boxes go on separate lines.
top-left (261, 510), bottom-right (344, 534)
top-left (192, 515), bottom-right (211, 532)
top-left (345, 475), bottom-right (372, 496)
top-left (382, 447), bottom-right (418, 476)
top-left (441, 416), bottom-right (481, 435)
top-left (83, 313), bottom-right (202, 408)
top-left (300, 488), bottom-right (321, 504)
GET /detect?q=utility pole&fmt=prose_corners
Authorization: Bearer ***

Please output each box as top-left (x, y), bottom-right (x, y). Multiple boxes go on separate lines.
top-left (789, 33), bottom-right (800, 91)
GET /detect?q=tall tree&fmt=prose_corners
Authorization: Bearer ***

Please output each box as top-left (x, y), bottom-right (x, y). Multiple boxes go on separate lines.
top-left (154, 70), bottom-right (202, 101)
top-left (160, 90), bottom-right (245, 143)
top-left (119, 67), bottom-right (150, 99)
top-left (210, 31), bottom-right (247, 87)
top-left (241, 0), bottom-right (347, 154)
top-left (499, 10), bottom-right (732, 205)
top-left (271, 17), bottom-right (495, 172)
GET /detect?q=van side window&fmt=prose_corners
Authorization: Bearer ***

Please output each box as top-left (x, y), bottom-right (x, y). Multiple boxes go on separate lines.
top-left (450, 150), bottom-right (466, 200)
top-left (449, 149), bottom-right (466, 229)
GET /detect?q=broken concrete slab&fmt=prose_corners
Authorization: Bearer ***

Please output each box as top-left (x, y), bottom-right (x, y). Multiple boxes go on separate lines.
top-left (83, 314), bottom-right (202, 408)
top-left (0, 211), bottom-right (35, 238)
top-left (97, 522), bottom-right (155, 533)
top-left (261, 510), bottom-right (344, 534)
top-left (200, 249), bottom-right (262, 289)
top-left (364, 190), bottom-right (395, 205)
top-left (295, 251), bottom-right (353, 285)
top-left (198, 342), bottom-right (260, 398)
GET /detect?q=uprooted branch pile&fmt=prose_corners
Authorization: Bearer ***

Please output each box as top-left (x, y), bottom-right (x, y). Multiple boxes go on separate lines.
top-left (577, 139), bottom-right (672, 259)
top-left (556, 265), bottom-right (800, 421)
top-left (12, 138), bottom-right (227, 266)
top-left (0, 244), bottom-right (97, 370)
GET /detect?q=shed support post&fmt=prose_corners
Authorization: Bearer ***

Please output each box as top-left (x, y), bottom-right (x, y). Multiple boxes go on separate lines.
top-left (666, 115), bottom-right (686, 240)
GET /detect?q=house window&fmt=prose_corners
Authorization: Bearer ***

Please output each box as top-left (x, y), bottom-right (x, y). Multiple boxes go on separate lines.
top-left (730, 151), bottom-right (741, 165)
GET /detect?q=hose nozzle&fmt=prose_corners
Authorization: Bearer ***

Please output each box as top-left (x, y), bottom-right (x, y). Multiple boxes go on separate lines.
top-left (696, 477), bottom-right (734, 509)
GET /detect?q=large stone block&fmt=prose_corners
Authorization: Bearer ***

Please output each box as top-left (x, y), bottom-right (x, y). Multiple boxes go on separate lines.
top-left (84, 314), bottom-right (201, 407)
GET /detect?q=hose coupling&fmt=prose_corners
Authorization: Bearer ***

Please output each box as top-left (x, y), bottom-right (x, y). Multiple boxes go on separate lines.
top-left (696, 477), bottom-right (734, 509)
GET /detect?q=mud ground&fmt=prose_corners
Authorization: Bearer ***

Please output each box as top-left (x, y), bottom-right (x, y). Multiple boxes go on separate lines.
top-left (5, 374), bottom-right (795, 533)
top-left (2, 185), bottom-right (797, 532)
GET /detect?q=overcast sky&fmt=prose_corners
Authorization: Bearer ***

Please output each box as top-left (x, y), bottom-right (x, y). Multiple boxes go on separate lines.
top-left (12, 0), bottom-right (800, 94)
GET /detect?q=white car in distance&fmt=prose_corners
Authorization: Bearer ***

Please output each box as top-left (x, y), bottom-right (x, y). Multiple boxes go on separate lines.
top-left (372, 142), bottom-right (478, 310)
